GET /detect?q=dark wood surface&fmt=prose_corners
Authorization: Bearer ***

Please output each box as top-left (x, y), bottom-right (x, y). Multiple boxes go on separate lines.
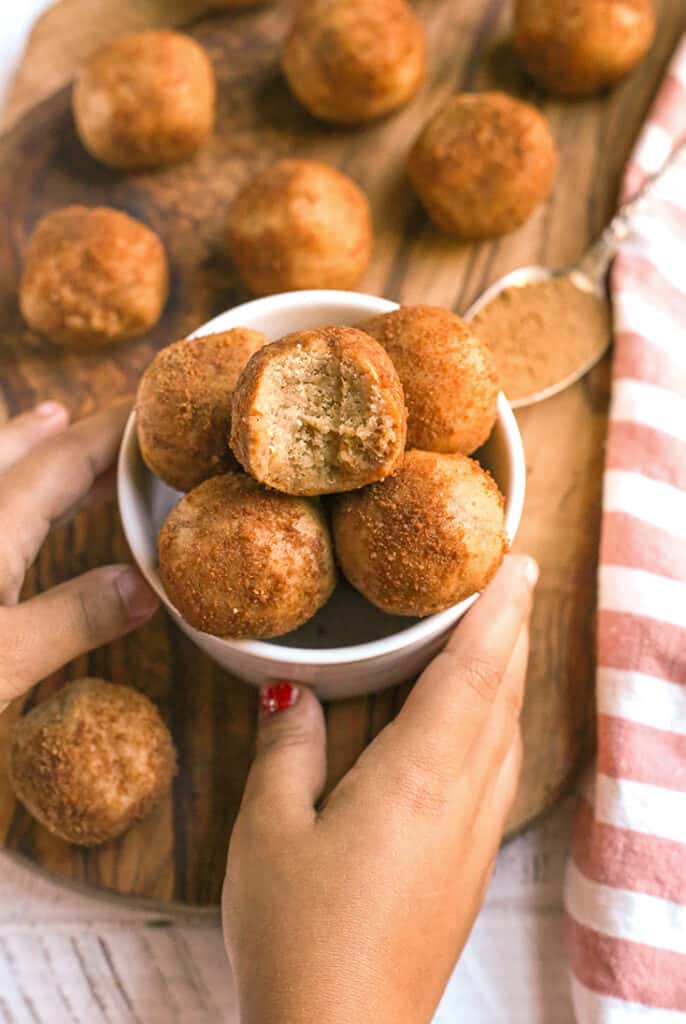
top-left (0, 0), bottom-right (684, 906)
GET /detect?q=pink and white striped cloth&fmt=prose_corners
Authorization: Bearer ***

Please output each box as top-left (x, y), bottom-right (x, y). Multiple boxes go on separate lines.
top-left (565, 36), bottom-right (686, 1022)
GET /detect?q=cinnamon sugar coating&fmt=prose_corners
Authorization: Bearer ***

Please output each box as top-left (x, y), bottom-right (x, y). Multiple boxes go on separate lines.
top-left (137, 328), bottom-right (269, 492)
top-left (514, 0), bottom-right (655, 97)
top-left (359, 305), bottom-right (499, 455)
top-left (408, 92), bottom-right (558, 240)
top-left (20, 205), bottom-right (168, 348)
top-left (281, 0), bottom-right (425, 124)
top-left (9, 679), bottom-right (177, 847)
top-left (225, 159), bottom-right (372, 296)
top-left (158, 472), bottom-right (336, 638)
top-left (472, 277), bottom-right (611, 403)
top-left (73, 30), bottom-right (216, 170)
top-left (332, 450), bottom-right (507, 616)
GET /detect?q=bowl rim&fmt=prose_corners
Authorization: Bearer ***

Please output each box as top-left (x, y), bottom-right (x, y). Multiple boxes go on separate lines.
top-left (118, 289), bottom-right (526, 667)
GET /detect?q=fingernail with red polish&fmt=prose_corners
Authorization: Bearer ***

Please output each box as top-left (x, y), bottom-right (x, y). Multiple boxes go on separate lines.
top-left (35, 401), bottom-right (68, 422)
top-left (116, 568), bottom-right (160, 625)
top-left (260, 681), bottom-right (299, 715)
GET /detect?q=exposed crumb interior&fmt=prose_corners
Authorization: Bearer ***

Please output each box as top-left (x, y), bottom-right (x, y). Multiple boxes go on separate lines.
top-left (255, 349), bottom-right (397, 491)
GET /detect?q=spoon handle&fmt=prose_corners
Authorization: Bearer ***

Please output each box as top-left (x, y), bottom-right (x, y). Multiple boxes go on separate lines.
top-left (575, 135), bottom-right (686, 286)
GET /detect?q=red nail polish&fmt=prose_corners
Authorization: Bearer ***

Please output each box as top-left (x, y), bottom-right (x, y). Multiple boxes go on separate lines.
top-left (260, 682), bottom-right (299, 715)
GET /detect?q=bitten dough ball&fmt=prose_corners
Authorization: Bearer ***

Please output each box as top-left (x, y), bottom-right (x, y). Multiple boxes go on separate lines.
top-left (514, 0), bottom-right (655, 97)
top-left (231, 326), bottom-right (407, 496)
top-left (407, 92), bottom-right (558, 240)
top-left (281, 0), bottom-right (425, 124)
top-left (8, 679), bottom-right (177, 847)
top-left (226, 159), bottom-right (372, 296)
top-left (136, 328), bottom-right (270, 492)
top-left (73, 30), bottom-right (216, 170)
top-left (19, 206), bottom-right (168, 348)
top-left (158, 473), bottom-right (336, 638)
top-left (332, 450), bottom-right (507, 617)
top-left (359, 306), bottom-right (499, 455)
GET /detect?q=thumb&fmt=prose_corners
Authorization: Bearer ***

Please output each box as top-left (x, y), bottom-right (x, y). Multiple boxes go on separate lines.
top-left (1, 566), bottom-right (159, 705)
top-left (240, 683), bottom-right (327, 829)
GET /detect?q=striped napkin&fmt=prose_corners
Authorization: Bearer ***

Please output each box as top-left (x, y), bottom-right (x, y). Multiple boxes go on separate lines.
top-left (565, 38), bottom-right (686, 1022)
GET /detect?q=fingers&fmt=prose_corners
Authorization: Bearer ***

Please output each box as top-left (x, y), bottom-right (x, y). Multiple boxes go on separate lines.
top-left (0, 402), bottom-right (70, 474)
top-left (470, 730), bottom-right (523, 893)
top-left (83, 465), bottom-right (118, 508)
top-left (0, 402), bottom-right (130, 603)
top-left (53, 465), bottom-right (119, 529)
top-left (389, 555), bottom-right (537, 779)
top-left (493, 729), bottom-right (523, 821)
top-left (240, 684), bottom-right (327, 830)
top-left (0, 565), bottom-right (158, 704)
top-left (466, 731), bottom-right (523, 918)
top-left (465, 622), bottom-right (529, 780)
top-left (481, 729), bottom-right (523, 844)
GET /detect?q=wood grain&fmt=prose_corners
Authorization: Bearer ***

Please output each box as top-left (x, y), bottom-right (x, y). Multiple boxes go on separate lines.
top-left (0, 0), bottom-right (684, 906)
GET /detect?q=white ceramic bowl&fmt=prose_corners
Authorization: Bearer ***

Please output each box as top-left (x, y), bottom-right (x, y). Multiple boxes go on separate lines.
top-left (118, 290), bottom-right (526, 700)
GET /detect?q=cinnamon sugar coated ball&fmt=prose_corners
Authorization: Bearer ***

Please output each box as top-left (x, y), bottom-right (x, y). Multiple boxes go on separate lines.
top-left (359, 306), bottom-right (499, 454)
top-left (158, 473), bottom-right (336, 639)
top-left (514, 0), bottom-right (655, 97)
top-left (332, 450), bottom-right (507, 617)
top-left (230, 326), bottom-right (406, 496)
top-left (19, 206), bottom-right (168, 347)
top-left (136, 328), bottom-right (269, 492)
top-left (9, 679), bottom-right (177, 847)
top-left (226, 159), bottom-right (372, 296)
top-left (281, 0), bottom-right (425, 124)
top-left (408, 92), bottom-right (558, 239)
top-left (73, 30), bottom-right (216, 169)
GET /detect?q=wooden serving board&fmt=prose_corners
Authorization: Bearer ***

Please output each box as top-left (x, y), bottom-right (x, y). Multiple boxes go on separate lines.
top-left (0, 0), bottom-right (683, 907)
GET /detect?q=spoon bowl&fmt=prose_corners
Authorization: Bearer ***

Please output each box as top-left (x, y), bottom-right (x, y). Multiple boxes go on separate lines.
top-left (466, 136), bottom-right (686, 408)
top-left (464, 265), bottom-right (610, 409)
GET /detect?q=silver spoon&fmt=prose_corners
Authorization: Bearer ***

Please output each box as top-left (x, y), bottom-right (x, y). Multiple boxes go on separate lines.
top-left (464, 136), bottom-right (686, 408)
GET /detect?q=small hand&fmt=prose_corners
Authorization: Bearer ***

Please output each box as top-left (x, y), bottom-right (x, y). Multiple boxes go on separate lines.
top-left (0, 401), bottom-right (159, 714)
top-left (224, 554), bottom-right (537, 1024)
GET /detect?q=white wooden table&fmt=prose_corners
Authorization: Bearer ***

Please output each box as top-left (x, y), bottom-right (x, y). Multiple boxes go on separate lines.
top-left (0, 8), bottom-right (576, 1020)
top-left (0, 800), bottom-right (576, 1023)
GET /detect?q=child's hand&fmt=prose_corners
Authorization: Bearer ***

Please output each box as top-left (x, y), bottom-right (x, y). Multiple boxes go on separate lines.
top-left (0, 402), bottom-right (158, 714)
top-left (224, 554), bottom-right (537, 1024)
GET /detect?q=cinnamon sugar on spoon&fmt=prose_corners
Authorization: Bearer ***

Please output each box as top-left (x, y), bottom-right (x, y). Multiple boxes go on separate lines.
top-left (468, 137), bottom-right (686, 408)
top-left (472, 276), bottom-right (611, 407)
